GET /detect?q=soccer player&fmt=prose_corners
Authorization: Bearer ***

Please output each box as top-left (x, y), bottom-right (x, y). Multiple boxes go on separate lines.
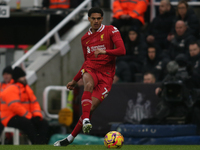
top-left (54, 7), bottom-right (126, 146)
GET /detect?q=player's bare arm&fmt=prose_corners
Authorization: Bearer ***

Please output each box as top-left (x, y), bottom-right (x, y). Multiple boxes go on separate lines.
top-left (94, 49), bottom-right (106, 58)
top-left (66, 80), bottom-right (77, 90)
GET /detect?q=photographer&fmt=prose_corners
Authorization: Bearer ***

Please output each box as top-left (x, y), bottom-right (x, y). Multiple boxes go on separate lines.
top-left (155, 54), bottom-right (195, 123)
top-left (154, 55), bottom-right (200, 134)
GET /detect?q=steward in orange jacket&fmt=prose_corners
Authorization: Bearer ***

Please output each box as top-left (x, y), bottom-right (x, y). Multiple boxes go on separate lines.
top-left (112, 0), bottom-right (148, 25)
top-left (0, 66), bottom-right (14, 135)
top-left (111, 0), bottom-right (149, 40)
top-left (0, 66), bottom-right (14, 92)
top-left (49, 0), bottom-right (70, 9)
top-left (1, 82), bottom-right (43, 127)
top-left (1, 67), bottom-right (49, 144)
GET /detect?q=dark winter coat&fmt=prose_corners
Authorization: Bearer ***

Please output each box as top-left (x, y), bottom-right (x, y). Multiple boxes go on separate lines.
top-left (143, 52), bottom-right (167, 82)
top-left (168, 28), bottom-right (196, 60)
top-left (117, 33), bottom-right (147, 65)
top-left (147, 5), bottom-right (175, 40)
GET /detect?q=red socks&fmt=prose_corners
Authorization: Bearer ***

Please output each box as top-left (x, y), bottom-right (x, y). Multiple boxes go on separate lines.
top-left (71, 91), bottom-right (92, 137)
top-left (71, 117), bottom-right (83, 137)
top-left (81, 91), bottom-right (92, 119)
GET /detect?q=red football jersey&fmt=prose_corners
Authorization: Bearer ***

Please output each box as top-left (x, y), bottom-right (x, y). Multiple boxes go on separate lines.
top-left (74, 24), bottom-right (125, 81)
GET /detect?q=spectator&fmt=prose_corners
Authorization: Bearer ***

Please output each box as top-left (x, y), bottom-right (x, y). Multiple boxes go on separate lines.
top-left (114, 27), bottom-right (147, 83)
top-left (187, 41), bottom-right (200, 88)
top-left (143, 72), bottom-right (156, 84)
top-left (0, 66), bottom-right (14, 135)
top-left (146, 0), bottom-right (175, 51)
top-left (42, 0), bottom-right (70, 9)
top-left (111, 0), bottom-right (148, 40)
top-left (167, 20), bottom-right (196, 60)
top-left (175, 0), bottom-right (199, 38)
top-left (188, 41), bottom-right (200, 74)
top-left (143, 45), bottom-right (168, 82)
top-left (113, 61), bottom-right (132, 84)
top-left (0, 66), bottom-right (14, 91)
top-left (1, 67), bottom-right (49, 144)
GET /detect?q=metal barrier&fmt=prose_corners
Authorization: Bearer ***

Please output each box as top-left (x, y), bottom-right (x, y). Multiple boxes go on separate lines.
top-left (43, 86), bottom-right (69, 119)
top-left (12, 0), bottom-right (91, 69)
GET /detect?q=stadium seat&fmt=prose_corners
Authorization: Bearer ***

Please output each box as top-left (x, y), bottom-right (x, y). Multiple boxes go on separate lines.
top-left (1, 127), bottom-right (31, 145)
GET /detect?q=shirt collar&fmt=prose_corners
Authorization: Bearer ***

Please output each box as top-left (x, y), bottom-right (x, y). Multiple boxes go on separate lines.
top-left (88, 24), bottom-right (105, 35)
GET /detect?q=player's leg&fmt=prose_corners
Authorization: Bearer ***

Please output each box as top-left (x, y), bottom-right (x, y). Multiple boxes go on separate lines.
top-left (53, 97), bottom-right (101, 147)
top-left (54, 72), bottom-right (96, 146)
top-left (81, 72), bottom-right (95, 133)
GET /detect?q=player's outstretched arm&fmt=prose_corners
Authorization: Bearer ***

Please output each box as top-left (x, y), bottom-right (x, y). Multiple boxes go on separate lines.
top-left (66, 80), bottom-right (77, 90)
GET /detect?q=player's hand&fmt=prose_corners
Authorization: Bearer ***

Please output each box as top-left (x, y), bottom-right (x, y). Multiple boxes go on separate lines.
top-left (94, 49), bottom-right (106, 58)
top-left (66, 80), bottom-right (77, 90)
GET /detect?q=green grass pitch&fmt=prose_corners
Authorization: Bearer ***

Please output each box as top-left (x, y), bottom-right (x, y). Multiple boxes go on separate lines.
top-left (1, 145), bottom-right (200, 150)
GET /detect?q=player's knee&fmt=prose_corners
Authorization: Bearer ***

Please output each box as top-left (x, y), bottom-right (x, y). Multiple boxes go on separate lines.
top-left (84, 82), bottom-right (93, 92)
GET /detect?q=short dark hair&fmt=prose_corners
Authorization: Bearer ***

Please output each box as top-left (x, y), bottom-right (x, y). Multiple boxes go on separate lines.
top-left (147, 44), bottom-right (156, 51)
top-left (189, 41), bottom-right (200, 47)
top-left (88, 7), bottom-right (103, 17)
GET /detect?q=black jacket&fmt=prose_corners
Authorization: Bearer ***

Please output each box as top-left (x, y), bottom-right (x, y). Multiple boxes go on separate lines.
top-left (143, 52), bottom-right (168, 82)
top-left (117, 34), bottom-right (147, 65)
top-left (147, 6), bottom-right (175, 40)
top-left (188, 53), bottom-right (200, 75)
top-left (168, 28), bottom-right (196, 60)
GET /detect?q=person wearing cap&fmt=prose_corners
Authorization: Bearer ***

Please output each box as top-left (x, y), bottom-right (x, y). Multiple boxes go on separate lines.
top-left (0, 66), bottom-right (14, 135)
top-left (0, 66), bottom-right (14, 91)
top-left (0, 67), bottom-right (49, 144)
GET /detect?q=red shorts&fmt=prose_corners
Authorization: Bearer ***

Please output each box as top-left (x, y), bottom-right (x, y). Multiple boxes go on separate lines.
top-left (84, 68), bottom-right (113, 102)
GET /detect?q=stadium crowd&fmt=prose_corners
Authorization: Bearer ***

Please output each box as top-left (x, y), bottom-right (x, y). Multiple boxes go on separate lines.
top-left (113, 0), bottom-right (200, 89)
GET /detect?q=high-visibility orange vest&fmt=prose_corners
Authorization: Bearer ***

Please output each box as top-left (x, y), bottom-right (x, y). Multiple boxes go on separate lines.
top-left (0, 79), bottom-right (14, 121)
top-left (112, 0), bottom-right (149, 25)
top-left (1, 82), bottom-right (43, 126)
top-left (49, 0), bottom-right (70, 9)
top-left (0, 79), bottom-right (14, 92)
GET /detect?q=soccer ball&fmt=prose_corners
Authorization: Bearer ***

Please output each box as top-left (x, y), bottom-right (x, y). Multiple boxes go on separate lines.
top-left (104, 131), bottom-right (124, 148)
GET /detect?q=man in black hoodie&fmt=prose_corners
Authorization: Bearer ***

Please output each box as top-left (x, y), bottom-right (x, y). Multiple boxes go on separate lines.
top-left (146, 0), bottom-right (175, 51)
top-left (143, 45), bottom-right (168, 82)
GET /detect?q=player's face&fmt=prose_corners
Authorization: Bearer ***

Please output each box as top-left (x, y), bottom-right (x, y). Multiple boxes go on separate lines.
top-left (88, 13), bottom-right (103, 31)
